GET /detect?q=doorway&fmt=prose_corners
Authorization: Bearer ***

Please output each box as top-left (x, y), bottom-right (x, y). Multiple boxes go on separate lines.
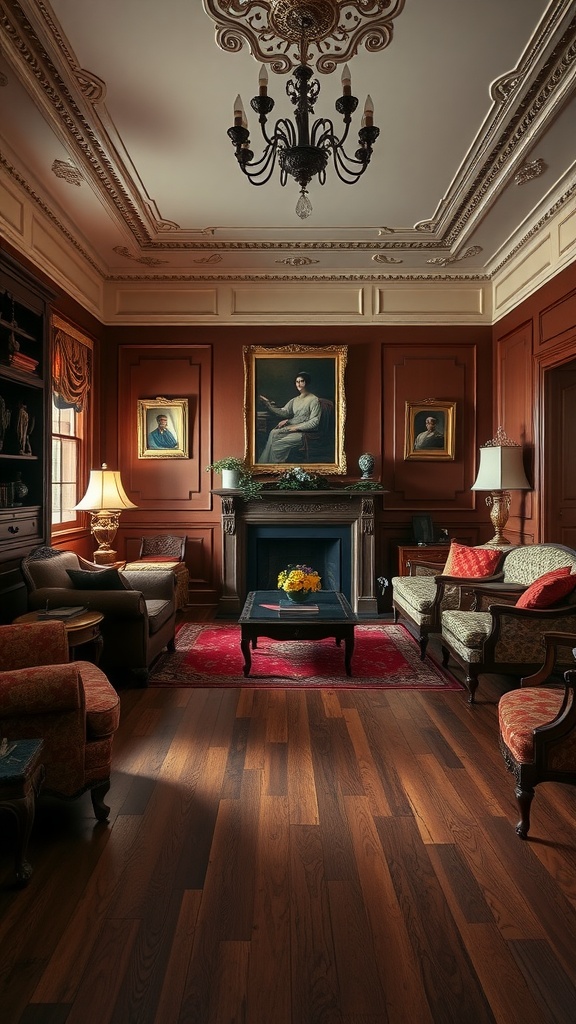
top-left (544, 358), bottom-right (576, 546)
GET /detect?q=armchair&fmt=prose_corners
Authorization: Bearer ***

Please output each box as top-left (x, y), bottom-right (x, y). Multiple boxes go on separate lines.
top-left (499, 631), bottom-right (576, 838)
top-left (21, 546), bottom-right (177, 682)
top-left (440, 543), bottom-right (576, 703)
top-left (0, 621), bottom-right (120, 819)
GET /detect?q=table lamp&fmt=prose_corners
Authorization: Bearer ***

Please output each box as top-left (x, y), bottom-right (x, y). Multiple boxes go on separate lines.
top-left (74, 463), bottom-right (137, 564)
top-left (471, 427), bottom-right (531, 545)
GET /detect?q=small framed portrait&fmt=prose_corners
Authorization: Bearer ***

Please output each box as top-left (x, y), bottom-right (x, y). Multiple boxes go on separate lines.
top-left (243, 344), bottom-right (347, 473)
top-left (137, 397), bottom-right (189, 459)
top-left (404, 401), bottom-right (456, 461)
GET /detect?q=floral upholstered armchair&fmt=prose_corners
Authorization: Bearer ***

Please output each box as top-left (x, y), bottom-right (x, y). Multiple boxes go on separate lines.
top-left (0, 621), bottom-right (120, 819)
top-left (499, 631), bottom-right (576, 838)
top-left (440, 543), bottom-right (576, 703)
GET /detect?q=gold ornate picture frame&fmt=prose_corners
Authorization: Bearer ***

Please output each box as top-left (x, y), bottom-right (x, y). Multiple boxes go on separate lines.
top-left (404, 401), bottom-right (456, 461)
top-left (137, 396), bottom-right (189, 459)
top-left (243, 345), bottom-right (347, 474)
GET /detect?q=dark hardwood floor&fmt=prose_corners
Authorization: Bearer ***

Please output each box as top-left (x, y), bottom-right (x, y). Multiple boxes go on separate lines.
top-left (1, 609), bottom-right (576, 1023)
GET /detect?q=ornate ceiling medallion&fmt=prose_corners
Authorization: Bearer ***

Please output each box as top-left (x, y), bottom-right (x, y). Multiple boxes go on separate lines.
top-left (202, 0), bottom-right (406, 73)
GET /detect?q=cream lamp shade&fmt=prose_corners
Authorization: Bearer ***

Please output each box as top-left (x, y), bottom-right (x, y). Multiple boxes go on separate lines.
top-left (471, 428), bottom-right (531, 546)
top-left (74, 463), bottom-right (137, 564)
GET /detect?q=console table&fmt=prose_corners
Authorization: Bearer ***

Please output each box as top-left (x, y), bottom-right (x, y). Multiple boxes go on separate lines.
top-left (396, 544), bottom-right (449, 576)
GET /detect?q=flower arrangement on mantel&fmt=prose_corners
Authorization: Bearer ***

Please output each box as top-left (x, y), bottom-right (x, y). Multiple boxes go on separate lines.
top-left (274, 466), bottom-right (330, 490)
top-left (278, 564), bottom-right (322, 600)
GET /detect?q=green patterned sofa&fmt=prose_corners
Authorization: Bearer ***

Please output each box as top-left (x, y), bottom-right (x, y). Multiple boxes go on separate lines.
top-left (440, 543), bottom-right (576, 704)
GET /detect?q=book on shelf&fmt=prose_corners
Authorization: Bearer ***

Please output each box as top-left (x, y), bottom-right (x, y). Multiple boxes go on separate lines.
top-left (9, 352), bottom-right (39, 372)
top-left (37, 605), bottom-right (87, 620)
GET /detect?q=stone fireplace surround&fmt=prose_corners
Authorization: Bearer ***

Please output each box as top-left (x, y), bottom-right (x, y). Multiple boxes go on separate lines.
top-left (214, 490), bottom-right (383, 617)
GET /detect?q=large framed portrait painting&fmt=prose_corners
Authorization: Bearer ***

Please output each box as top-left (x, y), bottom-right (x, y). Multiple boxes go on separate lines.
top-left (243, 345), bottom-right (347, 473)
top-left (137, 397), bottom-right (189, 459)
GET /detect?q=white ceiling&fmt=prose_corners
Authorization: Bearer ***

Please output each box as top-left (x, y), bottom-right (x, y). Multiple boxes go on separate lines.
top-left (1, 0), bottom-right (575, 279)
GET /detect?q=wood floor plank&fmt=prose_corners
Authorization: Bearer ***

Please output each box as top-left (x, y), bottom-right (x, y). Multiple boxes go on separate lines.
top-left (246, 794), bottom-right (291, 1024)
top-left (152, 890), bottom-right (203, 1024)
top-left (287, 690), bottom-right (319, 826)
top-left (343, 795), bottom-right (434, 1024)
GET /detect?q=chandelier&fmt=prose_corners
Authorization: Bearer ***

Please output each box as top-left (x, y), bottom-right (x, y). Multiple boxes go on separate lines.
top-left (218, 1), bottom-right (402, 219)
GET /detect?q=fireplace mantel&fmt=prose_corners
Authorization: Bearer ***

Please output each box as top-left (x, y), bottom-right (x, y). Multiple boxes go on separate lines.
top-left (213, 489), bottom-right (384, 617)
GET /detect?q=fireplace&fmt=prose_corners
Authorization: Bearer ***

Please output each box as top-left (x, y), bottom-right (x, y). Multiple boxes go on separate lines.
top-left (247, 525), bottom-right (351, 596)
top-left (214, 489), bottom-right (383, 617)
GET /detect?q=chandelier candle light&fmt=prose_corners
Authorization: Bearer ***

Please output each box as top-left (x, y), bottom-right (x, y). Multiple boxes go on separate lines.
top-left (227, 12), bottom-right (379, 219)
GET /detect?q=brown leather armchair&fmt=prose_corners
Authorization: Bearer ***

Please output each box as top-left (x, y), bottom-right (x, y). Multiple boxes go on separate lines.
top-left (21, 546), bottom-right (177, 683)
top-left (0, 620), bottom-right (120, 820)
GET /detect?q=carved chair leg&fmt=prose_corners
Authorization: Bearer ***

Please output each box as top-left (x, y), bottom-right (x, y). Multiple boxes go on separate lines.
top-left (91, 780), bottom-right (111, 822)
top-left (418, 633), bottom-right (428, 661)
top-left (514, 783), bottom-right (534, 839)
top-left (441, 645), bottom-right (450, 667)
top-left (393, 607), bottom-right (399, 624)
top-left (466, 673), bottom-right (479, 704)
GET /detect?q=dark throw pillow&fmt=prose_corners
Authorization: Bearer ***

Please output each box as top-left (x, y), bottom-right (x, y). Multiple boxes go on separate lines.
top-left (66, 567), bottom-right (131, 591)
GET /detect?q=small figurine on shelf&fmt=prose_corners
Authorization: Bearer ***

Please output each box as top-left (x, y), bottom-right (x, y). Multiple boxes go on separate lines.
top-left (16, 402), bottom-right (34, 455)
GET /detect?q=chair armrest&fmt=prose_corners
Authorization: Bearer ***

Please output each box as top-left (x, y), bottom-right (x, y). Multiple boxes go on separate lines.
top-left (451, 580), bottom-right (523, 610)
top-left (521, 631), bottom-right (576, 688)
top-left (28, 587), bottom-right (147, 618)
top-left (0, 663), bottom-right (82, 715)
top-left (121, 569), bottom-right (176, 601)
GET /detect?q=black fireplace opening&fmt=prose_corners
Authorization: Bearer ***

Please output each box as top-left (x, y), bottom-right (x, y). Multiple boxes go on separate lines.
top-left (247, 525), bottom-right (352, 600)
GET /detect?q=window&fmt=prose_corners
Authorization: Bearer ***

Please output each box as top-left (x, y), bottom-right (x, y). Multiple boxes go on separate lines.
top-left (52, 397), bottom-right (85, 528)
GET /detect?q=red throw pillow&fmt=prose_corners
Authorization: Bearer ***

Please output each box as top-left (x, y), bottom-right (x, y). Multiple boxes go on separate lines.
top-left (443, 542), bottom-right (503, 578)
top-left (515, 566), bottom-right (576, 609)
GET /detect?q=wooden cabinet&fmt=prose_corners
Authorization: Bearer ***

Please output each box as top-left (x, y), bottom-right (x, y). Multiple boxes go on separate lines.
top-left (396, 544), bottom-right (450, 576)
top-left (0, 254), bottom-right (53, 616)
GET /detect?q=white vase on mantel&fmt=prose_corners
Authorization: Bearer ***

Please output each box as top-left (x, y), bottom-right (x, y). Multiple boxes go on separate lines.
top-left (222, 469), bottom-right (240, 489)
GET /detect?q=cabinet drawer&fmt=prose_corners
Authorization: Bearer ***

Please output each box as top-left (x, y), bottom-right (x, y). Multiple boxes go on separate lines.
top-left (0, 513), bottom-right (40, 543)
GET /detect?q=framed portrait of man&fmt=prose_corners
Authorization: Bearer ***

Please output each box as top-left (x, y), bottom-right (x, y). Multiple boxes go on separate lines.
top-left (404, 401), bottom-right (456, 461)
top-left (243, 344), bottom-right (347, 474)
top-left (137, 396), bottom-right (189, 459)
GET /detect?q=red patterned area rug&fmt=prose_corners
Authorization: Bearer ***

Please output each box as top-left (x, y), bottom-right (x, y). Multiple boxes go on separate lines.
top-left (148, 623), bottom-right (463, 689)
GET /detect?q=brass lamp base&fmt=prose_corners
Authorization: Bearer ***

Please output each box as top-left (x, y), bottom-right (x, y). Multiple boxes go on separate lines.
top-left (485, 489), bottom-right (512, 546)
top-left (93, 548), bottom-right (118, 565)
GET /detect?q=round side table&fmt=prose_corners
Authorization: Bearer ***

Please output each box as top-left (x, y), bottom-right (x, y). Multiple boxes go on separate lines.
top-left (14, 610), bottom-right (104, 665)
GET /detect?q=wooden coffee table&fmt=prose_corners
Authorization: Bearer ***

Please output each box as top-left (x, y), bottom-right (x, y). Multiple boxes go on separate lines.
top-left (14, 609), bottom-right (104, 664)
top-left (238, 590), bottom-right (358, 677)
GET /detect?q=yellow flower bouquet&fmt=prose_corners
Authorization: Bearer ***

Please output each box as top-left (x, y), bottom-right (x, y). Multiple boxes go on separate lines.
top-left (277, 564), bottom-right (322, 603)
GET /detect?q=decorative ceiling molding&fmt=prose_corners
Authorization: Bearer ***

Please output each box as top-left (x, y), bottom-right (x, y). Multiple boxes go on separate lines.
top-left (514, 158), bottom-right (546, 185)
top-left (275, 256), bottom-right (321, 265)
top-left (51, 159), bottom-right (83, 186)
top-left (426, 246), bottom-right (482, 267)
top-left (112, 246), bottom-right (169, 267)
top-left (372, 254), bottom-right (402, 264)
top-left (202, 0), bottom-right (406, 74)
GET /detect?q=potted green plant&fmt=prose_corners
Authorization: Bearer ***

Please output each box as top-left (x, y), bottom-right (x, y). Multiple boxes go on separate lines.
top-left (206, 457), bottom-right (263, 501)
